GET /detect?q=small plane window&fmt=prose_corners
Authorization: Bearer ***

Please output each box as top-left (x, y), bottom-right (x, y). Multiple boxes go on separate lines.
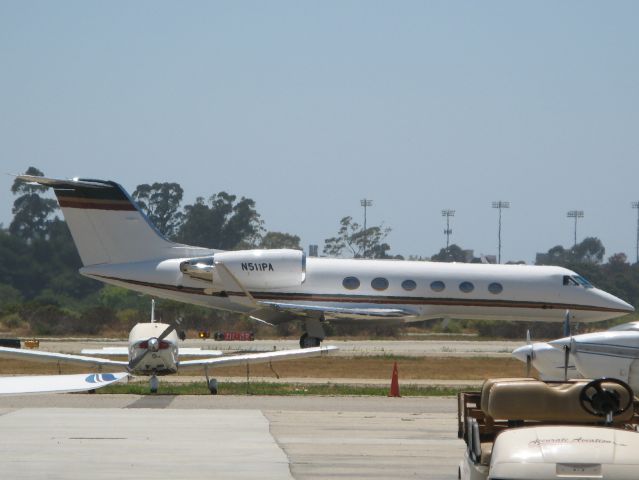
top-left (488, 282), bottom-right (503, 294)
top-left (573, 275), bottom-right (594, 289)
top-left (371, 277), bottom-right (389, 291)
top-left (430, 280), bottom-right (445, 292)
top-left (401, 280), bottom-right (417, 291)
top-left (563, 275), bottom-right (579, 286)
top-left (342, 276), bottom-right (360, 290)
top-left (459, 281), bottom-right (474, 293)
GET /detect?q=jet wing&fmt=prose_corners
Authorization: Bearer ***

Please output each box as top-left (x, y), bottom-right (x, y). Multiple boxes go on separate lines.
top-left (256, 301), bottom-right (416, 320)
top-left (0, 347), bottom-right (129, 367)
top-left (0, 372), bottom-right (128, 396)
top-left (177, 345), bottom-right (337, 371)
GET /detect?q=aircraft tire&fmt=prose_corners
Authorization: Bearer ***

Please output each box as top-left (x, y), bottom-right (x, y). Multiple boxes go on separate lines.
top-left (299, 333), bottom-right (321, 349)
top-left (150, 375), bottom-right (159, 394)
top-left (208, 378), bottom-right (218, 395)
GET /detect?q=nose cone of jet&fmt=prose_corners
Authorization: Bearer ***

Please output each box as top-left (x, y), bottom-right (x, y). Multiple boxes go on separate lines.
top-left (594, 288), bottom-right (635, 314)
top-left (512, 344), bottom-right (533, 363)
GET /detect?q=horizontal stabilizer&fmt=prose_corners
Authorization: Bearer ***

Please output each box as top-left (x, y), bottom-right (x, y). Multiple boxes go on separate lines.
top-left (0, 372), bottom-right (128, 396)
top-left (178, 345), bottom-right (338, 371)
top-left (0, 346), bottom-right (129, 367)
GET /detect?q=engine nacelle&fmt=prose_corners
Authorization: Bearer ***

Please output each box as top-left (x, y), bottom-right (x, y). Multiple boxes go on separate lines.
top-left (214, 249), bottom-right (305, 289)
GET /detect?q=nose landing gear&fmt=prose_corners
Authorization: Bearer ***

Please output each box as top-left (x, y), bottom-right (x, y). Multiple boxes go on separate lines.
top-left (149, 374), bottom-right (159, 394)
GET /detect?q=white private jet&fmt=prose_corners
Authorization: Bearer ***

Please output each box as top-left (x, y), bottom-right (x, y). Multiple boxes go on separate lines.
top-left (512, 321), bottom-right (639, 387)
top-left (0, 300), bottom-right (337, 394)
top-left (16, 174), bottom-right (634, 348)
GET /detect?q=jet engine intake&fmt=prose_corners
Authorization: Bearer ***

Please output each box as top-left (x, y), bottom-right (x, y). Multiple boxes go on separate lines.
top-left (180, 256), bottom-right (215, 281)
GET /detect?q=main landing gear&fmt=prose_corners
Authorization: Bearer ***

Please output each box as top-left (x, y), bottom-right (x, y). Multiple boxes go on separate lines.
top-left (299, 316), bottom-right (326, 349)
top-left (204, 366), bottom-right (218, 395)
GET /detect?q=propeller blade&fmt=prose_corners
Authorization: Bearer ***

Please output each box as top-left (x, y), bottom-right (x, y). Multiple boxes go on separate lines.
top-left (563, 344), bottom-right (570, 381)
top-left (129, 348), bottom-right (150, 371)
top-left (157, 323), bottom-right (176, 341)
top-left (526, 354), bottom-right (532, 377)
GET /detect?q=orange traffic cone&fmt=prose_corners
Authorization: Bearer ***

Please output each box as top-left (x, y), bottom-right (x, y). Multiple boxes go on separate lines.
top-left (388, 361), bottom-right (401, 397)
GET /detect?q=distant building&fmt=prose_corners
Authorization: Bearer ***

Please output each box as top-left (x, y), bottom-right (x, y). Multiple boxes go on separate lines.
top-left (308, 244), bottom-right (319, 257)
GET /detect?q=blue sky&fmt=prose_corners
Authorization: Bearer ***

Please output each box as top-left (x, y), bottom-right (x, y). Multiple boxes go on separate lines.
top-left (1, 1), bottom-right (638, 263)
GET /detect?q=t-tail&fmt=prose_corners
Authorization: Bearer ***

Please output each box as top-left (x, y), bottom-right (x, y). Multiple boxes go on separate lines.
top-left (16, 175), bottom-right (214, 266)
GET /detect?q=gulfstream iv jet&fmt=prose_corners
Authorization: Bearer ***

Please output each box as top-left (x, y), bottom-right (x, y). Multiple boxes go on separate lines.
top-left (18, 175), bottom-right (634, 347)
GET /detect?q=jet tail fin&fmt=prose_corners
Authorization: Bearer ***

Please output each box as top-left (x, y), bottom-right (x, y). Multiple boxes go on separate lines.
top-left (16, 175), bottom-right (213, 266)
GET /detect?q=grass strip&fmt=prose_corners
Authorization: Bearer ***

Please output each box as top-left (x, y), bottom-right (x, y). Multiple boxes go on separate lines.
top-left (99, 381), bottom-right (466, 396)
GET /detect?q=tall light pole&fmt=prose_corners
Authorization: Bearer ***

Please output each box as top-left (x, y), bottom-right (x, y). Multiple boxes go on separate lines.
top-left (492, 201), bottom-right (510, 264)
top-left (566, 210), bottom-right (584, 247)
top-left (632, 202), bottom-right (639, 264)
top-left (441, 209), bottom-right (455, 256)
top-left (360, 199), bottom-right (373, 258)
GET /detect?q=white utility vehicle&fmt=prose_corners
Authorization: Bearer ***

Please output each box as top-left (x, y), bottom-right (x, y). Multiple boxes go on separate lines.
top-left (458, 377), bottom-right (639, 479)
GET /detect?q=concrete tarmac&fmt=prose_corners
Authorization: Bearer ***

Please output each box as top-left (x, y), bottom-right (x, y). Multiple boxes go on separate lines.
top-left (0, 395), bottom-right (465, 479)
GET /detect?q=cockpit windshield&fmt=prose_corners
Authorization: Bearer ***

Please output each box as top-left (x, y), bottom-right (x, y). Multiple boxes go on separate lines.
top-left (563, 275), bottom-right (594, 288)
top-left (573, 275), bottom-right (594, 288)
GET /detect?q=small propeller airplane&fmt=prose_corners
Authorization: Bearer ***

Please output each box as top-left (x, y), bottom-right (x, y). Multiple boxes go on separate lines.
top-left (512, 317), bottom-right (639, 389)
top-left (0, 300), bottom-right (337, 395)
top-left (13, 174), bottom-right (634, 348)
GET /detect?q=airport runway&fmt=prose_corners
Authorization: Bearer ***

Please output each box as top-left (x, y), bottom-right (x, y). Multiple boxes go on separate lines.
top-left (0, 395), bottom-right (465, 479)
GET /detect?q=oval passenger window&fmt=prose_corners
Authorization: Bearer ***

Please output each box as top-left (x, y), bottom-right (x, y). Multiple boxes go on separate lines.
top-left (401, 280), bottom-right (417, 291)
top-left (430, 281), bottom-right (445, 292)
top-left (371, 277), bottom-right (389, 291)
top-left (459, 281), bottom-right (474, 293)
top-left (342, 276), bottom-right (360, 290)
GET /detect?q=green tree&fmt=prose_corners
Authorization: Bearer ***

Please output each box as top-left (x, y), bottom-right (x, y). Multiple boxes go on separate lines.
top-left (260, 232), bottom-right (301, 250)
top-left (570, 237), bottom-right (605, 264)
top-left (537, 238), bottom-right (605, 266)
top-left (431, 244), bottom-right (468, 262)
top-left (177, 192), bottom-right (263, 249)
top-left (323, 216), bottom-right (392, 258)
top-left (10, 167), bottom-right (58, 240)
top-left (132, 182), bottom-right (184, 239)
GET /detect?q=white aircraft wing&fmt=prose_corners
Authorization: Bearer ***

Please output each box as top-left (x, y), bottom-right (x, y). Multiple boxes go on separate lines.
top-left (0, 347), bottom-right (129, 367)
top-left (81, 347), bottom-right (223, 357)
top-left (177, 348), bottom-right (223, 356)
top-left (256, 301), bottom-right (416, 320)
top-left (0, 372), bottom-right (128, 396)
top-left (177, 345), bottom-right (337, 371)
top-left (81, 347), bottom-right (129, 355)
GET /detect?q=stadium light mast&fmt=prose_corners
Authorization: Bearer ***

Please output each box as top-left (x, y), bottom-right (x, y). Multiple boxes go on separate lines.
top-left (441, 209), bottom-right (455, 254)
top-left (566, 210), bottom-right (584, 247)
top-left (360, 199), bottom-right (373, 258)
top-left (492, 201), bottom-right (510, 264)
top-left (632, 202), bottom-right (639, 264)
